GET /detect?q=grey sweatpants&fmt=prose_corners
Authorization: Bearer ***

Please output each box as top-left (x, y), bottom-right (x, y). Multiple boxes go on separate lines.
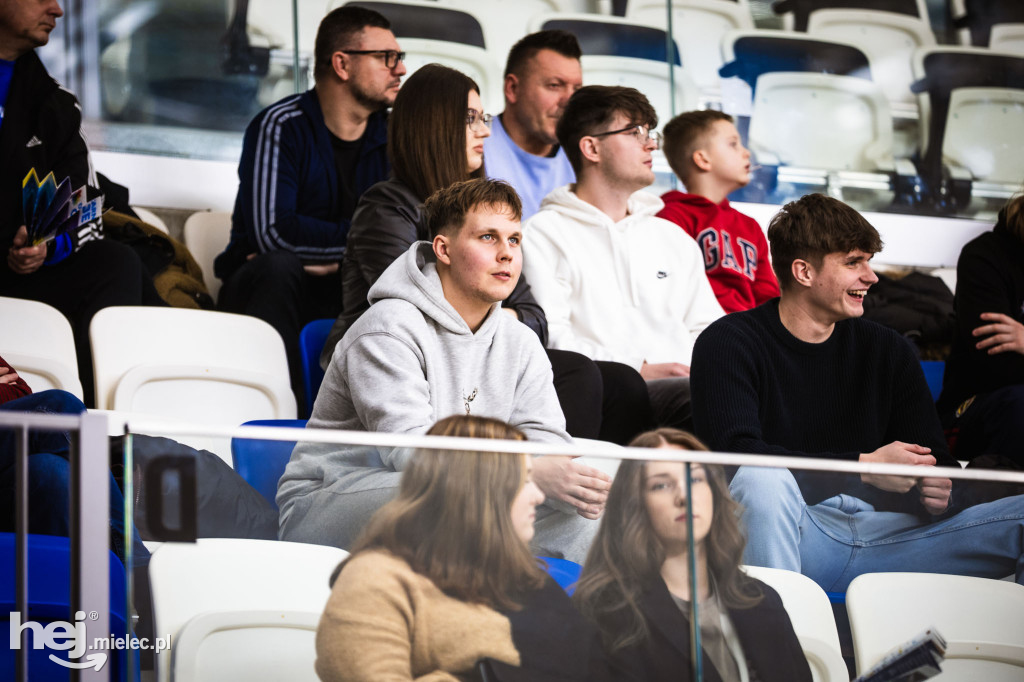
top-left (278, 472), bottom-right (599, 564)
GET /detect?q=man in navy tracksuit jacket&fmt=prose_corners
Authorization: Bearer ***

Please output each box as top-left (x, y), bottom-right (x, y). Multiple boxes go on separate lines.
top-left (214, 6), bottom-right (405, 410)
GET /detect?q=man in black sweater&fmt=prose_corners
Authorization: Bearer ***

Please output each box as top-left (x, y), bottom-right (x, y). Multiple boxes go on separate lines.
top-left (691, 193), bottom-right (1024, 592)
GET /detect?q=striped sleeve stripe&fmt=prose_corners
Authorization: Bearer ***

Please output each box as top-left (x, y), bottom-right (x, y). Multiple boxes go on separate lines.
top-left (252, 96), bottom-right (302, 253)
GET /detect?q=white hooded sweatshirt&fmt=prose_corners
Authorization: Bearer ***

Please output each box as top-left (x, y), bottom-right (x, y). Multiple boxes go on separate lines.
top-left (523, 186), bottom-right (724, 371)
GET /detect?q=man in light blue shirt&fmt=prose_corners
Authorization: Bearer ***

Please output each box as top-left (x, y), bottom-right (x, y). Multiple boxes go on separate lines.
top-left (484, 30), bottom-right (582, 220)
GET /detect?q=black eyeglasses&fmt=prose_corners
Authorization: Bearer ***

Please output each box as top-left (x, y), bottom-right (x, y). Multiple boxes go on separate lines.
top-left (339, 49), bottom-right (406, 69)
top-left (590, 124), bottom-right (662, 148)
top-left (466, 109), bottom-right (493, 130)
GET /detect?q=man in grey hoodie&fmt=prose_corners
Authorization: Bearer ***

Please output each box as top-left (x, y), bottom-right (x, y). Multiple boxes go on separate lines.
top-left (277, 179), bottom-right (608, 562)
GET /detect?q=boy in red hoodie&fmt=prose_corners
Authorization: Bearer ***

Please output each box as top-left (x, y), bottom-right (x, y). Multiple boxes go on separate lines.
top-left (657, 111), bottom-right (779, 313)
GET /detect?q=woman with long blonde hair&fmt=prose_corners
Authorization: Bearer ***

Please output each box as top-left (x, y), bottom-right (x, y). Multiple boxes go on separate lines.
top-left (315, 415), bottom-right (607, 681)
top-left (574, 428), bottom-right (810, 681)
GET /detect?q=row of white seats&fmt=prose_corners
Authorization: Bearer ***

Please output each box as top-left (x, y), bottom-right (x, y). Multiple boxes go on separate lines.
top-left (0, 295), bottom-right (294, 463)
top-left (147, 538), bottom-right (1024, 682)
top-left (244, 1), bottom-right (1023, 187)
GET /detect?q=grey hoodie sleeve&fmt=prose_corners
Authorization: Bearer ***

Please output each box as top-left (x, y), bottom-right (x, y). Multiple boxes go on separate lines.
top-left (507, 332), bottom-right (571, 445)
top-left (342, 330), bottom-right (434, 469)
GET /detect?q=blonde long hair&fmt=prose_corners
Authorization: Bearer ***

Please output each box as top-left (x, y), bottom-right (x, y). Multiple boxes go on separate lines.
top-left (334, 415), bottom-right (546, 610)
top-left (573, 428), bottom-right (761, 653)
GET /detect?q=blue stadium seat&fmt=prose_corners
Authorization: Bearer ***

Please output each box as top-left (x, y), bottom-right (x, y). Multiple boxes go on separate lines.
top-left (920, 360), bottom-right (945, 401)
top-left (953, 0), bottom-right (1024, 46)
top-left (773, 0), bottom-right (927, 32)
top-left (0, 533), bottom-right (135, 681)
top-left (300, 319), bottom-right (335, 418)
top-left (538, 556), bottom-right (582, 595)
top-left (719, 31), bottom-right (873, 97)
top-left (231, 419), bottom-right (307, 510)
top-left (535, 15), bottom-right (682, 65)
top-left (338, 0), bottom-right (486, 47)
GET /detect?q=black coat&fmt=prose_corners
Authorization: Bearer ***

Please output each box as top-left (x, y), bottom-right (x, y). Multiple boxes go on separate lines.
top-left (0, 51), bottom-right (93, 256)
top-left (601, 577), bottom-right (812, 682)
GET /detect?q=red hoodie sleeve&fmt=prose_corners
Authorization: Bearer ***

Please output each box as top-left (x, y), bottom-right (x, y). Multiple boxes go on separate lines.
top-left (0, 354), bottom-right (33, 404)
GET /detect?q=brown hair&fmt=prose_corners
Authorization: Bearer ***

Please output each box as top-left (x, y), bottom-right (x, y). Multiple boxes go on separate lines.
top-left (1003, 193), bottom-right (1024, 243)
top-left (424, 178), bottom-right (523, 239)
top-left (335, 415), bottom-right (546, 610)
top-left (573, 428), bottom-right (760, 653)
top-left (662, 110), bottom-right (734, 184)
top-left (767, 193), bottom-right (884, 290)
top-left (504, 29), bottom-right (582, 78)
top-left (388, 63), bottom-right (485, 202)
top-left (556, 85), bottom-right (658, 175)
top-left (313, 6), bottom-right (391, 81)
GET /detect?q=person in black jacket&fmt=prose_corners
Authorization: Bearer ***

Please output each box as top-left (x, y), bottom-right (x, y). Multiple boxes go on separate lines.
top-left (320, 63), bottom-right (654, 448)
top-left (938, 195), bottom-right (1024, 471)
top-left (1, 0), bottom-right (163, 406)
top-left (574, 428), bottom-right (812, 682)
top-left (215, 5), bottom-right (406, 412)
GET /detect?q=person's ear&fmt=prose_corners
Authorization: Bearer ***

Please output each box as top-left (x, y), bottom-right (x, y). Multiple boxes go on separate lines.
top-left (433, 234), bottom-right (452, 266)
top-left (580, 135), bottom-right (600, 164)
top-left (791, 258), bottom-right (814, 288)
top-left (504, 73), bottom-right (519, 104)
top-left (332, 52), bottom-right (350, 81)
top-left (693, 148), bottom-right (712, 172)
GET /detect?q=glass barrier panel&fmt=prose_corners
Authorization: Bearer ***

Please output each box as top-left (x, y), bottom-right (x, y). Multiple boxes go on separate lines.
top-left (114, 422), bottom-right (1024, 681)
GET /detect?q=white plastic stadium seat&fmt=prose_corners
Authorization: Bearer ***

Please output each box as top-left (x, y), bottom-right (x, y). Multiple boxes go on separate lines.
top-left (777, 0), bottom-right (929, 32)
top-left (183, 210), bottom-right (231, 303)
top-left (847, 572), bottom-right (1024, 680)
top-left (581, 56), bottom-right (699, 127)
top-left (396, 38), bottom-right (502, 113)
top-left (447, 0), bottom-right (562, 74)
top-left (990, 23), bottom-right (1024, 55)
top-left (171, 610), bottom-right (321, 682)
top-left (131, 206), bottom-right (170, 234)
top-left (0, 296), bottom-right (83, 399)
top-left (149, 538), bottom-right (347, 682)
top-left (748, 71), bottom-right (895, 173)
top-left (942, 87), bottom-right (1024, 185)
top-left (806, 9), bottom-right (936, 109)
top-left (89, 306), bottom-right (296, 424)
top-left (627, 0), bottom-right (755, 94)
top-left (742, 566), bottom-right (848, 682)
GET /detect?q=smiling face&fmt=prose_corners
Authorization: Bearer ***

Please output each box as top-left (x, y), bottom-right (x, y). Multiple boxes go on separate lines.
top-left (700, 119), bottom-right (751, 192)
top-left (343, 26), bottom-right (406, 110)
top-left (643, 452), bottom-right (714, 552)
top-left (433, 205), bottom-right (523, 328)
top-left (806, 249), bottom-right (879, 324)
top-left (593, 113), bottom-right (658, 191)
top-left (0, 0), bottom-right (63, 60)
top-left (466, 89), bottom-right (490, 174)
top-left (505, 48), bottom-right (583, 154)
top-left (510, 456), bottom-right (545, 543)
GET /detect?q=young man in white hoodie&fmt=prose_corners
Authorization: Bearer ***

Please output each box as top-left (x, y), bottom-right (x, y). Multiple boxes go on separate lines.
top-left (277, 178), bottom-right (610, 563)
top-left (523, 86), bottom-right (724, 429)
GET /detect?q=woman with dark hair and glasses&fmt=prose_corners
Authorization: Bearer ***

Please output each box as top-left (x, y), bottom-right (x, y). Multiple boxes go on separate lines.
top-left (314, 414), bottom-right (607, 681)
top-left (573, 428), bottom-right (811, 682)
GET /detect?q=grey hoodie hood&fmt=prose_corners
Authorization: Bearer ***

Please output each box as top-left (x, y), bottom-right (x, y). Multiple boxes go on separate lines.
top-left (368, 241), bottom-right (502, 337)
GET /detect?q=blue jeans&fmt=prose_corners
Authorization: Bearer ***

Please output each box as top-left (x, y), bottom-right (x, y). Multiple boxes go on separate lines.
top-left (0, 390), bottom-right (148, 566)
top-left (729, 466), bottom-right (1024, 592)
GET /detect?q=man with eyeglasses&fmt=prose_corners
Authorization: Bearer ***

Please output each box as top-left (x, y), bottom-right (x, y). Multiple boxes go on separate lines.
top-left (523, 86), bottom-right (723, 430)
top-left (484, 30), bottom-right (583, 221)
top-left (215, 5), bottom-right (406, 412)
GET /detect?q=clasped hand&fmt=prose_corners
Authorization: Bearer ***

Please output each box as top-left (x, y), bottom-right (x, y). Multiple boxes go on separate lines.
top-left (860, 441), bottom-right (951, 515)
top-left (532, 455), bottom-right (611, 520)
